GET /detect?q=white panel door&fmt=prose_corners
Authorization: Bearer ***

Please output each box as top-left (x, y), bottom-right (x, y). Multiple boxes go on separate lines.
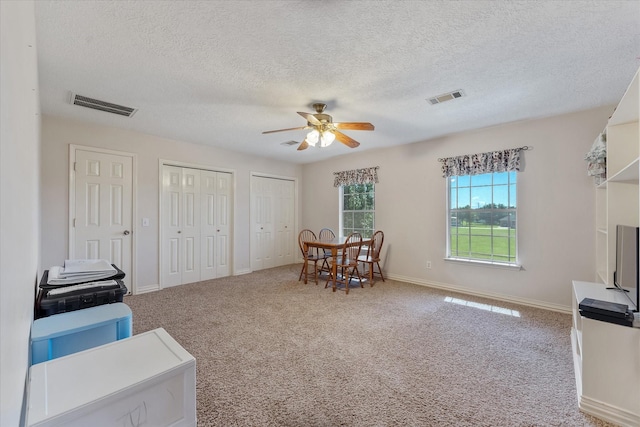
top-left (161, 166), bottom-right (183, 288)
top-left (163, 166), bottom-right (232, 287)
top-left (200, 171), bottom-right (231, 280)
top-left (73, 149), bottom-right (132, 290)
top-left (251, 177), bottom-right (275, 270)
top-left (275, 179), bottom-right (295, 266)
top-left (214, 172), bottom-right (231, 277)
top-left (200, 171), bottom-right (217, 281)
top-left (180, 169), bottom-right (201, 285)
top-left (251, 176), bottom-right (295, 271)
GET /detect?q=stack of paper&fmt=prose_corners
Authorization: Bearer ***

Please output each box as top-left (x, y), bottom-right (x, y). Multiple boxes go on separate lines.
top-left (47, 259), bottom-right (117, 285)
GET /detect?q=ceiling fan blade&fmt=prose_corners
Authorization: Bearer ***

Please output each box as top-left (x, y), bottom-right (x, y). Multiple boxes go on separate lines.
top-left (334, 122), bottom-right (375, 131)
top-left (297, 139), bottom-right (310, 151)
top-left (333, 130), bottom-right (360, 148)
top-left (262, 126), bottom-right (307, 134)
top-left (297, 112), bottom-right (322, 126)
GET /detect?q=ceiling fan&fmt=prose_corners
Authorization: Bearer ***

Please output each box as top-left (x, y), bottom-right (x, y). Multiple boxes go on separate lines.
top-left (262, 103), bottom-right (374, 151)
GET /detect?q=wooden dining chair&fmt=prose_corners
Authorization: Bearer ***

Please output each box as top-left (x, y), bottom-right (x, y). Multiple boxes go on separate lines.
top-left (318, 227), bottom-right (335, 274)
top-left (325, 232), bottom-right (363, 294)
top-left (298, 229), bottom-right (320, 285)
top-left (357, 230), bottom-right (385, 286)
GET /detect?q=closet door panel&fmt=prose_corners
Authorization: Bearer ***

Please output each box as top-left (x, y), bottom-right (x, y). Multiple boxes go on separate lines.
top-left (180, 169), bottom-right (201, 285)
top-left (200, 171), bottom-right (217, 281)
top-left (215, 172), bottom-right (231, 277)
top-left (162, 166), bottom-right (183, 287)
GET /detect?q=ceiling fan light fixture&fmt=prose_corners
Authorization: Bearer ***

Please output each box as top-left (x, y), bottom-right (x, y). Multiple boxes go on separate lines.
top-left (264, 102), bottom-right (373, 151)
top-left (306, 129), bottom-right (320, 146)
top-left (320, 130), bottom-right (335, 147)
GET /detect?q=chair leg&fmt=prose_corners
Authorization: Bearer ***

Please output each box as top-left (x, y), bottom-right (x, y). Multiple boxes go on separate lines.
top-left (300, 261), bottom-right (308, 283)
top-left (320, 258), bottom-right (329, 274)
top-left (345, 269), bottom-right (350, 295)
top-left (376, 261), bottom-right (385, 282)
top-left (314, 261), bottom-right (318, 285)
top-left (355, 266), bottom-right (364, 288)
top-left (324, 263), bottom-right (333, 289)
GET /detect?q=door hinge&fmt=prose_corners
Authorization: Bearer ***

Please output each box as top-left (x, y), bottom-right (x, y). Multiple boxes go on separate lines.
top-left (73, 162), bottom-right (76, 171)
top-left (73, 218), bottom-right (76, 227)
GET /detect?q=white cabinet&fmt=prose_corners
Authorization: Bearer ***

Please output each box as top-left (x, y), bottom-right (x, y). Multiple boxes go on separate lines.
top-left (594, 68), bottom-right (639, 286)
top-left (571, 281), bottom-right (640, 427)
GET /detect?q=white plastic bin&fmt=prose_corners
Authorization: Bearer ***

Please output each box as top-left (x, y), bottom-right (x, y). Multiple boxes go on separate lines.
top-left (31, 302), bottom-right (132, 364)
top-left (26, 328), bottom-right (196, 427)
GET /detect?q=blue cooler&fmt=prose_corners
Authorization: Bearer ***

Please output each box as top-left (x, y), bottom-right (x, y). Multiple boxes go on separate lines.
top-left (31, 302), bottom-right (132, 365)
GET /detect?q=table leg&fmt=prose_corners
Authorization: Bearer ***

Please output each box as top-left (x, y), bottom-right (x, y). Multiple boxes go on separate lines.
top-left (303, 242), bottom-right (309, 284)
top-left (331, 247), bottom-right (338, 292)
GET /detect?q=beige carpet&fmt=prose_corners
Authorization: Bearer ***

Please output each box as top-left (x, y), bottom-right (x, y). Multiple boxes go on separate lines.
top-left (124, 264), bottom-right (613, 427)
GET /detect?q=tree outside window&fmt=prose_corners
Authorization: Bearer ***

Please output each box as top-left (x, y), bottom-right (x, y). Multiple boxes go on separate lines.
top-left (341, 183), bottom-right (375, 238)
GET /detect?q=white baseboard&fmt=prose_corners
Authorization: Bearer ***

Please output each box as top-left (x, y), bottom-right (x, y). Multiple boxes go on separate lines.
top-left (133, 284), bottom-right (160, 295)
top-left (234, 268), bottom-right (252, 276)
top-left (386, 273), bottom-right (571, 313)
top-left (579, 394), bottom-right (640, 427)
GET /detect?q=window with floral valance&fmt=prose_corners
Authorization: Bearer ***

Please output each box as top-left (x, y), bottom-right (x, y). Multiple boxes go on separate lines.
top-left (334, 166), bottom-right (379, 238)
top-left (333, 166), bottom-right (379, 187)
top-left (439, 147), bottom-right (527, 267)
top-left (438, 147), bottom-right (525, 178)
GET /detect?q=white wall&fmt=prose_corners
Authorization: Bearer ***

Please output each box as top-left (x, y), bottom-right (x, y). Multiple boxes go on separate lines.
top-left (302, 107), bottom-right (612, 311)
top-left (0, 1), bottom-right (40, 425)
top-left (40, 115), bottom-right (302, 290)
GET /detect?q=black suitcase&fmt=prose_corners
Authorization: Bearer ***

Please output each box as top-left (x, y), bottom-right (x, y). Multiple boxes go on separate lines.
top-left (39, 265), bottom-right (126, 289)
top-left (35, 272), bottom-right (128, 319)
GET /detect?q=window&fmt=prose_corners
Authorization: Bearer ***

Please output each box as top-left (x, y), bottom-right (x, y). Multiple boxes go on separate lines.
top-left (340, 183), bottom-right (375, 238)
top-left (448, 171), bottom-right (517, 265)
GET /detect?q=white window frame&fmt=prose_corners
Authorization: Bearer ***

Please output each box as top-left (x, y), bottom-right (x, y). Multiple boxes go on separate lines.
top-left (446, 171), bottom-right (520, 268)
top-left (339, 183), bottom-right (375, 238)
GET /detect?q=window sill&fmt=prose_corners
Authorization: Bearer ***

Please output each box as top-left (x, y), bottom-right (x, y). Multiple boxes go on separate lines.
top-left (444, 257), bottom-right (523, 271)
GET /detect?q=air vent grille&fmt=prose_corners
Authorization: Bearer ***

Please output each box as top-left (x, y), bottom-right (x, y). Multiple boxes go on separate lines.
top-left (69, 93), bottom-right (137, 117)
top-left (280, 140), bottom-right (300, 146)
top-left (428, 89), bottom-right (464, 105)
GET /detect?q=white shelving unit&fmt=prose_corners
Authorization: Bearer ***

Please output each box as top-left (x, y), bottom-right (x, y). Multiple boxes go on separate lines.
top-left (572, 68), bottom-right (639, 426)
top-left (594, 68), bottom-right (639, 286)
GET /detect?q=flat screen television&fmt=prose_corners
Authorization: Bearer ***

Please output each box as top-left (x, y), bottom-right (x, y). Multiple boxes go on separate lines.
top-left (613, 224), bottom-right (639, 312)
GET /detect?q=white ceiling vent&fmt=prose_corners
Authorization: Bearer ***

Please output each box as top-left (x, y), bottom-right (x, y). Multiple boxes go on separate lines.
top-left (69, 92), bottom-right (137, 117)
top-left (428, 89), bottom-right (464, 105)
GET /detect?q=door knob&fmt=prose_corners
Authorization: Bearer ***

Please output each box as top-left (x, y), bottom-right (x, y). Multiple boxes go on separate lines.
top-left (123, 230), bottom-right (130, 235)
top-left (178, 231), bottom-right (182, 234)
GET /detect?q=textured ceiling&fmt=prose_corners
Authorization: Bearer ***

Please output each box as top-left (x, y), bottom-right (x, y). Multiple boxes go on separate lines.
top-left (34, 1), bottom-right (640, 164)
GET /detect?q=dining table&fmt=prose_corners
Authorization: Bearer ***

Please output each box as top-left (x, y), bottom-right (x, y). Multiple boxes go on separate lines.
top-left (303, 235), bottom-right (373, 291)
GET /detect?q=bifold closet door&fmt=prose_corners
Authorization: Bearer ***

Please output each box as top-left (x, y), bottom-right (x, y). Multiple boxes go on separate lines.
top-left (251, 176), bottom-right (295, 271)
top-left (251, 177), bottom-right (275, 271)
top-left (162, 166), bottom-right (201, 287)
top-left (163, 166), bottom-right (232, 287)
top-left (200, 171), bottom-right (231, 280)
top-left (274, 179), bottom-right (295, 266)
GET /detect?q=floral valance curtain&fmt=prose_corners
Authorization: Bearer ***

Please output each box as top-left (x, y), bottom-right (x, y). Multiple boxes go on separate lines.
top-left (438, 148), bottom-right (524, 178)
top-left (333, 166), bottom-right (379, 187)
